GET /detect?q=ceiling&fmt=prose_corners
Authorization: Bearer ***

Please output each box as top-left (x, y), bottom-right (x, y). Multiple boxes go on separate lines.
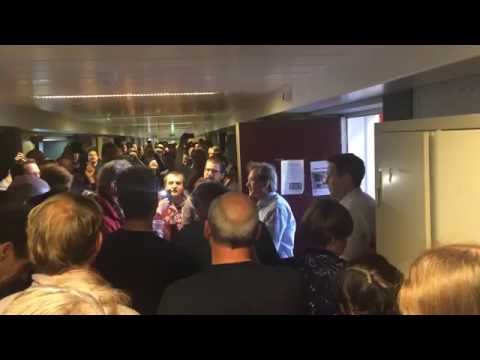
top-left (1, 45), bottom-right (480, 137)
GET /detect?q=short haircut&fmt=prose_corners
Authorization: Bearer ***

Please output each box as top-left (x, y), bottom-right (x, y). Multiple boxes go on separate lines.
top-left (40, 163), bottom-right (73, 191)
top-left (0, 204), bottom-right (30, 259)
top-left (101, 143), bottom-right (121, 163)
top-left (208, 193), bottom-right (258, 249)
top-left (11, 159), bottom-right (38, 179)
top-left (247, 162), bottom-right (277, 193)
top-left (328, 153), bottom-right (365, 188)
top-left (163, 171), bottom-right (185, 187)
top-left (190, 181), bottom-right (229, 221)
top-left (26, 149), bottom-right (46, 165)
top-left (297, 198), bottom-right (353, 250)
top-left (399, 245), bottom-right (480, 315)
top-left (116, 165), bottom-right (159, 219)
top-left (191, 148), bottom-right (207, 169)
top-left (97, 160), bottom-right (132, 199)
top-left (7, 175), bottom-right (50, 203)
top-left (27, 193), bottom-right (103, 274)
top-left (207, 155), bottom-right (227, 174)
top-left (339, 254), bottom-right (403, 315)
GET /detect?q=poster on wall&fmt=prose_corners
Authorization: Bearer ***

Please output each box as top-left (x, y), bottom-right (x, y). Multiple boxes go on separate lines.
top-left (280, 160), bottom-right (304, 195)
top-left (310, 160), bottom-right (330, 196)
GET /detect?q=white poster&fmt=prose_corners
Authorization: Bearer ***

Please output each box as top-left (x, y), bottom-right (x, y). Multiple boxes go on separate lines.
top-left (280, 160), bottom-right (304, 195)
top-left (310, 160), bottom-right (330, 196)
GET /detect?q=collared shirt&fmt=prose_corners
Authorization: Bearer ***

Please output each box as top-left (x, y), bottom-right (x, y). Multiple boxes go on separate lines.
top-left (257, 192), bottom-right (296, 258)
top-left (340, 187), bottom-right (376, 261)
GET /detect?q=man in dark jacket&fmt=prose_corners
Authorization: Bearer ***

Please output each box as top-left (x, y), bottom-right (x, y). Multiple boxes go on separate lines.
top-left (158, 192), bottom-right (304, 315)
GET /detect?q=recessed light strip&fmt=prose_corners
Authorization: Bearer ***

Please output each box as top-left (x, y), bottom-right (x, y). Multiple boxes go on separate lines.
top-left (33, 91), bottom-right (218, 100)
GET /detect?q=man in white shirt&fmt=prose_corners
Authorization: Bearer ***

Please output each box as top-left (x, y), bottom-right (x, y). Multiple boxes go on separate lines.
top-left (326, 153), bottom-right (376, 261)
top-left (246, 162), bottom-right (296, 258)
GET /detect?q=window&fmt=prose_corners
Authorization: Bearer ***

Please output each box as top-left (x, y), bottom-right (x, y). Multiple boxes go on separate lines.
top-left (345, 114), bottom-right (380, 198)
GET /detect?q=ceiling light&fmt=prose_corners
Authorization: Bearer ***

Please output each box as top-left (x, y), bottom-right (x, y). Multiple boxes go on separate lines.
top-left (33, 91), bottom-right (218, 100)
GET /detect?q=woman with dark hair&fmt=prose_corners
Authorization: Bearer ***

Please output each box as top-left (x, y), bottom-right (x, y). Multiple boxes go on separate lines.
top-left (283, 198), bottom-right (354, 315)
top-left (339, 254), bottom-right (403, 315)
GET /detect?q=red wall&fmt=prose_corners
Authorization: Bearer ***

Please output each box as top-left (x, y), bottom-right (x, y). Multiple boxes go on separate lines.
top-left (238, 116), bottom-right (342, 222)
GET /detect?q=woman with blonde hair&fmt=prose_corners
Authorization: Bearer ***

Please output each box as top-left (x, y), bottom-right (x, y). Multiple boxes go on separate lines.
top-left (399, 244), bottom-right (480, 315)
top-left (0, 193), bottom-right (137, 315)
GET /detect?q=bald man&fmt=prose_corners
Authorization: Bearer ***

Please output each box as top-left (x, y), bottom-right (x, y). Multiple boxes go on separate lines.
top-left (157, 192), bottom-right (305, 314)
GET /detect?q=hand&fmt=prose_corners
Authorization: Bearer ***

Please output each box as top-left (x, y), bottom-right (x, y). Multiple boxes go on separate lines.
top-left (156, 198), bottom-right (171, 216)
top-left (14, 152), bottom-right (25, 162)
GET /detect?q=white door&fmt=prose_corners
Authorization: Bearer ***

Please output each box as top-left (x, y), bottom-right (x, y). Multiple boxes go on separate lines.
top-left (430, 129), bottom-right (480, 247)
top-left (375, 130), bottom-right (431, 274)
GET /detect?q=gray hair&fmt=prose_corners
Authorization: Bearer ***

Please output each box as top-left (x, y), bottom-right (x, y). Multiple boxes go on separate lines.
top-left (97, 160), bottom-right (132, 199)
top-left (207, 195), bottom-right (259, 248)
top-left (247, 162), bottom-right (277, 193)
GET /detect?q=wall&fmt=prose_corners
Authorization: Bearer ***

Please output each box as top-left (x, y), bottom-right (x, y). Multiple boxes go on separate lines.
top-left (414, 74), bottom-right (480, 118)
top-left (237, 116), bottom-right (341, 223)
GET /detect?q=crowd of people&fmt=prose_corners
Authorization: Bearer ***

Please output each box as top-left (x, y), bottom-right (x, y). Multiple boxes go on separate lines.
top-left (0, 135), bottom-right (477, 315)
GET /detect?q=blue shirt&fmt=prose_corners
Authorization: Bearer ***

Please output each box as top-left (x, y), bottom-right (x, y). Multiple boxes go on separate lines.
top-left (257, 192), bottom-right (296, 258)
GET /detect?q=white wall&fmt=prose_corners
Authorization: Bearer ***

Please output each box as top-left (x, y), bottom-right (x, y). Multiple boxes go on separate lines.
top-left (347, 114), bottom-right (380, 199)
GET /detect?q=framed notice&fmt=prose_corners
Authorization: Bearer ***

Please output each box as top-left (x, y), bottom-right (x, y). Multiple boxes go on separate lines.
top-left (310, 160), bottom-right (330, 196)
top-left (280, 160), bottom-right (304, 195)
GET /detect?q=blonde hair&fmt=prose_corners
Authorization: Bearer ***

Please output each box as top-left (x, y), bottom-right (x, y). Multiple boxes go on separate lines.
top-left (399, 244), bottom-right (480, 315)
top-left (27, 193), bottom-right (103, 275)
top-left (3, 268), bottom-right (135, 315)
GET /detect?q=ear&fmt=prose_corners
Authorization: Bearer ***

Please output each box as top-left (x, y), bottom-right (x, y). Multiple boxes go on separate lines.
top-left (203, 220), bottom-right (212, 242)
top-left (90, 232), bottom-right (103, 262)
top-left (0, 242), bottom-right (13, 262)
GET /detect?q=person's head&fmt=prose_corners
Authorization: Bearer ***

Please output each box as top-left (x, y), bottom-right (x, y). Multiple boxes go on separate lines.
top-left (121, 143), bottom-right (128, 154)
top-left (296, 198), bottom-right (353, 256)
top-left (7, 175), bottom-right (50, 204)
top-left (163, 172), bottom-right (185, 198)
top-left (246, 162), bottom-right (277, 201)
top-left (2, 269), bottom-right (132, 315)
top-left (190, 181), bottom-right (229, 222)
top-left (0, 204), bottom-right (30, 284)
top-left (204, 155), bottom-right (227, 182)
top-left (87, 149), bottom-right (99, 165)
top-left (191, 148), bottom-right (207, 171)
top-left (57, 157), bottom-right (74, 174)
top-left (116, 166), bottom-right (158, 221)
top-left (27, 193), bottom-right (103, 275)
top-left (21, 159), bottom-right (41, 178)
top-left (101, 143), bottom-right (122, 164)
top-left (205, 192), bottom-right (259, 251)
top-left (40, 163), bottom-right (73, 191)
top-left (3, 285), bottom-right (108, 315)
top-left (208, 146), bottom-right (222, 159)
top-left (96, 160), bottom-right (132, 200)
top-left (155, 144), bottom-right (164, 156)
top-left (399, 244), bottom-right (480, 315)
top-left (26, 149), bottom-right (46, 165)
top-left (339, 254), bottom-right (403, 315)
top-left (327, 153), bottom-right (365, 200)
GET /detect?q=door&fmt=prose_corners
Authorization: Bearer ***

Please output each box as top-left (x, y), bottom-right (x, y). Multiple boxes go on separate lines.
top-left (375, 130), bottom-right (431, 274)
top-left (430, 129), bottom-right (480, 247)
